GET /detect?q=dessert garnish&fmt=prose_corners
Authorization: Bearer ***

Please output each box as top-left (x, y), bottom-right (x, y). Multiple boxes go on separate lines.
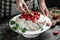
top-left (49, 9), bottom-right (60, 26)
top-left (10, 20), bottom-right (15, 25)
top-left (46, 22), bottom-right (50, 26)
top-left (12, 23), bottom-right (19, 30)
top-left (22, 28), bottom-right (26, 33)
top-left (10, 20), bottom-right (27, 33)
top-left (41, 28), bottom-right (43, 31)
top-left (53, 13), bottom-right (59, 20)
top-left (19, 10), bottom-right (40, 23)
top-left (57, 37), bottom-right (60, 40)
top-left (53, 30), bottom-right (58, 35)
top-left (52, 9), bottom-right (55, 13)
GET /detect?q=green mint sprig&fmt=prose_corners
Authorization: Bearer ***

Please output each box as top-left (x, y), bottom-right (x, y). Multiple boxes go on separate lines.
top-left (22, 28), bottom-right (26, 33)
top-left (57, 37), bottom-right (60, 40)
top-left (12, 23), bottom-right (19, 30)
top-left (10, 20), bottom-right (15, 25)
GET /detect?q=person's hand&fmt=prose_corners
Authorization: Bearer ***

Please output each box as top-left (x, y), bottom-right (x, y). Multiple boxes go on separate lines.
top-left (44, 8), bottom-right (49, 16)
top-left (16, 0), bottom-right (29, 12)
top-left (39, 0), bottom-right (49, 16)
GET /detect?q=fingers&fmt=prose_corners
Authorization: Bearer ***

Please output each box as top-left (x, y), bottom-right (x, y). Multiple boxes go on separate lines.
top-left (16, 0), bottom-right (19, 6)
top-left (23, 0), bottom-right (29, 11)
top-left (40, 5), bottom-right (46, 16)
top-left (16, 6), bottom-right (26, 12)
top-left (39, 0), bottom-right (49, 16)
top-left (16, 0), bottom-right (28, 12)
top-left (17, 4), bottom-right (28, 12)
top-left (41, 8), bottom-right (49, 16)
top-left (16, 0), bottom-right (20, 11)
top-left (23, 1), bottom-right (29, 11)
top-left (44, 8), bottom-right (49, 16)
top-left (20, 5), bottom-right (26, 12)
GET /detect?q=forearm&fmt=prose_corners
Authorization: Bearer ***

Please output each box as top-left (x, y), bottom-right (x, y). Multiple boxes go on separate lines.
top-left (39, 0), bottom-right (47, 10)
top-left (39, 0), bottom-right (49, 16)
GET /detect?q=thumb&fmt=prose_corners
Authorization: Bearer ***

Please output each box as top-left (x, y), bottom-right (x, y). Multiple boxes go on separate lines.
top-left (23, 1), bottom-right (29, 11)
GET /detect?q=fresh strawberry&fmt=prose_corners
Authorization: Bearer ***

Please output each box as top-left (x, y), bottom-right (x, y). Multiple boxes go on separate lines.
top-left (53, 14), bottom-right (59, 20)
top-left (46, 22), bottom-right (50, 26)
top-left (24, 16), bottom-right (27, 18)
top-left (20, 11), bottom-right (40, 22)
top-left (35, 15), bottom-right (40, 19)
top-left (32, 20), bottom-right (36, 23)
top-left (23, 12), bottom-right (28, 16)
top-left (20, 16), bottom-right (24, 19)
top-left (32, 11), bottom-right (38, 15)
top-left (24, 8), bottom-right (27, 11)
top-left (26, 17), bottom-right (31, 21)
top-left (38, 14), bottom-right (40, 16)
top-left (31, 16), bottom-right (35, 20)
top-left (53, 30), bottom-right (58, 35)
top-left (27, 15), bottom-right (31, 18)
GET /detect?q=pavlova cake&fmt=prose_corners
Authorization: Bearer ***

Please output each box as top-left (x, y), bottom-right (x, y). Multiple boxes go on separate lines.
top-left (15, 11), bottom-right (50, 31)
top-left (9, 10), bottom-right (51, 38)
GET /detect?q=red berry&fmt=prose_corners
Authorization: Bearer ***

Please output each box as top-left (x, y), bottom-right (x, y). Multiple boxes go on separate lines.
top-left (53, 30), bottom-right (58, 35)
top-left (32, 20), bottom-right (36, 23)
top-left (24, 8), bottom-right (28, 12)
top-left (32, 18), bottom-right (37, 23)
top-left (31, 16), bottom-right (35, 20)
top-left (23, 12), bottom-right (28, 16)
top-left (20, 16), bottom-right (24, 19)
top-left (20, 11), bottom-right (40, 22)
top-left (26, 18), bottom-right (31, 21)
top-left (46, 22), bottom-right (50, 26)
top-left (53, 14), bottom-right (59, 20)
top-left (38, 14), bottom-right (40, 16)
top-left (32, 11), bottom-right (38, 15)
top-left (35, 15), bottom-right (39, 19)
top-left (24, 16), bottom-right (27, 18)
top-left (27, 15), bottom-right (31, 18)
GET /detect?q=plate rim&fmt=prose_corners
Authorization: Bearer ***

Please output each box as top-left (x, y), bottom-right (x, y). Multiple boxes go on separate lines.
top-left (9, 14), bottom-right (52, 34)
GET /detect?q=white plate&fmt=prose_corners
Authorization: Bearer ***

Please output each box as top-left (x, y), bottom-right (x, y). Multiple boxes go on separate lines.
top-left (9, 14), bottom-right (52, 38)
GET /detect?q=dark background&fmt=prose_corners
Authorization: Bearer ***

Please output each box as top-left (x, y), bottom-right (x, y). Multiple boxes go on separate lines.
top-left (46, 0), bottom-right (60, 9)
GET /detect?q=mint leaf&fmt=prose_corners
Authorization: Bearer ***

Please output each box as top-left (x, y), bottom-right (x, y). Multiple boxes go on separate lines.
top-left (16, 23), bottom-right (19, 27)
top-left (10, 20), bottom-right (15, 25)
top-left (12, 23), bottom-right (19, 30)
top-left (52, 10), bottom-right (55, 13)
top-left (57, 37), bottom-right (60, 40)
top-left (57, 11), bottom-right (60, 13)
top-left (41, 28), bottom-right (43, 31)
top-left (39, 27), bottom-right (41, 29)
top-left (12, 26), bottom-right (18, 30)
top-left (57, 11), bottom-right (60, 18)
top-left (22, 28), bottom-right (26, 33)
top-left (58, 12), bottom-right (60, 15)
top-left (51, 9), bottom-right (55, 13)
